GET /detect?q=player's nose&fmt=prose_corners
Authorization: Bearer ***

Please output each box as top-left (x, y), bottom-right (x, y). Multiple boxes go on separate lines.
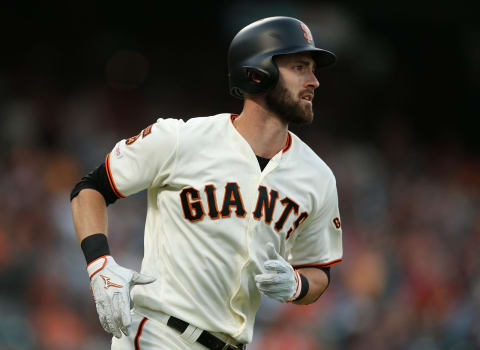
top-left (308, 71), bottom-right (320, 89)
top-left (305, 71), bottom-right (320, 89)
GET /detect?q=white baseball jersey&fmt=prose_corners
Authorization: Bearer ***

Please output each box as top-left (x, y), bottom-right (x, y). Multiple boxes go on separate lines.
top-left (106, 113), bottom-right (343, 344)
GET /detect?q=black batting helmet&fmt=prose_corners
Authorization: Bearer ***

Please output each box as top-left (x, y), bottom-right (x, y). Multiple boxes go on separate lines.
top-left (228, 16), bottom-right (336, 99)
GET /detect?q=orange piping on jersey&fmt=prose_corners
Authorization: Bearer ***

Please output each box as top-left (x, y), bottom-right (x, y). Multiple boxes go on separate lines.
top-left (105, 153), bottom-right (126, 198)
top-left (230, 113), bottom-right (240, 123)
top-left (293, 258), bottom-right (343, 269)
top-left (230, 114), bottom-right (293, 153)
top-left (134, 317), bottom-right (148, 350)
top-left (282, 133), bottom-right (292, 153)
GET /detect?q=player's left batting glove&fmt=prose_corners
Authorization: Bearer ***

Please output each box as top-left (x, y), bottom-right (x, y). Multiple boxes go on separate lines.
top-left (254, 243), bottom-right (302, 303)
top-left (87, 255), bottom-right (156, 338)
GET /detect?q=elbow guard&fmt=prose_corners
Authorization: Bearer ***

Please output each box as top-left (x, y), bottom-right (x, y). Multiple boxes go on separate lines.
top-left (70, 162), bottom-right (120, 206)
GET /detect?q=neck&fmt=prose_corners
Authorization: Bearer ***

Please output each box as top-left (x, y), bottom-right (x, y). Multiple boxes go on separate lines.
top-left (234, 99), bottom-right (288, 159)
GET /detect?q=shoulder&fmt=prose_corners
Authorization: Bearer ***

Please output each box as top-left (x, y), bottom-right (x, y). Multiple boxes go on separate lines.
top-left (177, 113), bottom-right (232, 136)
top-left (149, 114), bottom-right (230, 138)
top-left (152, 117), bottom-right (185, 132)
top-left (181, 113), bottom-right (231, 128)
top-left (288, 132), bottom-right (336, 184)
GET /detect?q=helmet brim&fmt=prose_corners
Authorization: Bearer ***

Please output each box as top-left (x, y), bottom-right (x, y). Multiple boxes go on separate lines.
top-left (311, 48), bottom-right (337, 68)
top-left (273, 47), bottom-right (337, 69)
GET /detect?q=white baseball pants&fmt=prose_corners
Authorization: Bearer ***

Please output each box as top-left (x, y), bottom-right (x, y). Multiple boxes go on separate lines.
top-left (111, 310), bottom-right (208, 350)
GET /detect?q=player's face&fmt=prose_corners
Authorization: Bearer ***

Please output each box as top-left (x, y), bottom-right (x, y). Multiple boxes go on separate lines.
top-left (265, 52), bottom-right (319, 125)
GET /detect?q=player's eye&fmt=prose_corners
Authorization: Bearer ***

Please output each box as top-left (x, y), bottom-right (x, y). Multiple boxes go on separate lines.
top-left (293, 64), bottom-right (305, 72)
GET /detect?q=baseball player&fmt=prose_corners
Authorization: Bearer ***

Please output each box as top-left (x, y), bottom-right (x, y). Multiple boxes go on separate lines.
top-left (71, 16), bottom-right (342, 350)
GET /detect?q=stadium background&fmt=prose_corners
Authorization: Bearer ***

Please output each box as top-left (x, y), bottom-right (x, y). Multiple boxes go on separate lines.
top-left (0, 1), bottom-right (479, 349)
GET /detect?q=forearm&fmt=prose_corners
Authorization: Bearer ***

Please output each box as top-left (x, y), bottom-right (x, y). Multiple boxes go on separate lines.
top-left (293, 267), bottom-right (329, 305)
top-left (71, 189), bottom-right (109, 243)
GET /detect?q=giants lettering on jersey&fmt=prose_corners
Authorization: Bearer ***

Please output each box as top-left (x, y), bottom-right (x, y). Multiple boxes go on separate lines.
top-left (180, 183), bottom-right (308, 239)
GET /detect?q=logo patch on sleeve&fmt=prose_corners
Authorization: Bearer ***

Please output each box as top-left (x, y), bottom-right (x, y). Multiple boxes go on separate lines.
top-left (114, 143), bottom-right (123, 159)
top-left (332, 217), bottom-right (341, 230)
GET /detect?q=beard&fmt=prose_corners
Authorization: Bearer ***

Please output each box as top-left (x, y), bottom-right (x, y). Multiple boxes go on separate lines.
top-left (265, 80), bottom-right (314, 125)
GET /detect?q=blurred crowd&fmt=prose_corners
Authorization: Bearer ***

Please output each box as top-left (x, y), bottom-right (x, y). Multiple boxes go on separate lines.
top-left (1, 2), bottom-right (479, 350)
top-left (1, 82), bottom-right (479, 350)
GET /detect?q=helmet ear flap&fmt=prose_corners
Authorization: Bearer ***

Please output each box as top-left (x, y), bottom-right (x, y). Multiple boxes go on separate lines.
top-left (244, 67), bottom-right (270, 84)
top-left (229, 66), bottom-right (277, 99)
top-left (240, 67), bottom-right (276, 96)
top-left (245, 67), bottom-right (268, 84)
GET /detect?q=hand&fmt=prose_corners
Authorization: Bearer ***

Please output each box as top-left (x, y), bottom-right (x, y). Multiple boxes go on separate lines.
top-left (254, 243), bottom-right (301, 303)
top-left (87, 255), bottom-right (156, 338)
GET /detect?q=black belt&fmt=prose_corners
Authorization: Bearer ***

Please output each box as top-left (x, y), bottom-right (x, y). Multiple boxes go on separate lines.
top-left (167, 316), bottom-right (246, 350)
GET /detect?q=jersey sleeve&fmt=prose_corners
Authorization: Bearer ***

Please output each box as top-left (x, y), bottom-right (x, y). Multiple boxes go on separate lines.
top-left (288, 177), bottom-right (343, 268)
top-left (106, 118), bottom-right (181, 198)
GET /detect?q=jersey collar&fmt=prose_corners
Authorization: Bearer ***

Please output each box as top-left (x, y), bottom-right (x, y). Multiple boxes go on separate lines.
top-left (230, 114), bottom-right (292, 154)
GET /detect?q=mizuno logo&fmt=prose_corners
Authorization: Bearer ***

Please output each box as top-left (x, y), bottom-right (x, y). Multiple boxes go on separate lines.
top-left (100, 275), bottom-right (123, 289)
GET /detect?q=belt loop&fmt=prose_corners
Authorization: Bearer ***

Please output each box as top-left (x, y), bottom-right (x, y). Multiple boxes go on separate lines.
top-left (180, 324), bottom-right (203, 344)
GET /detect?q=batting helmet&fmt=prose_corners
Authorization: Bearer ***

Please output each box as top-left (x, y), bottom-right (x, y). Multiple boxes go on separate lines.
top-left (228, 16), bottom-right (336, 99)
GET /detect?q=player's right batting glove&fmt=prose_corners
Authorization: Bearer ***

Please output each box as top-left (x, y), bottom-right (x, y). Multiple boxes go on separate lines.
top-left (87, 255), bottom-right (156, 338)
